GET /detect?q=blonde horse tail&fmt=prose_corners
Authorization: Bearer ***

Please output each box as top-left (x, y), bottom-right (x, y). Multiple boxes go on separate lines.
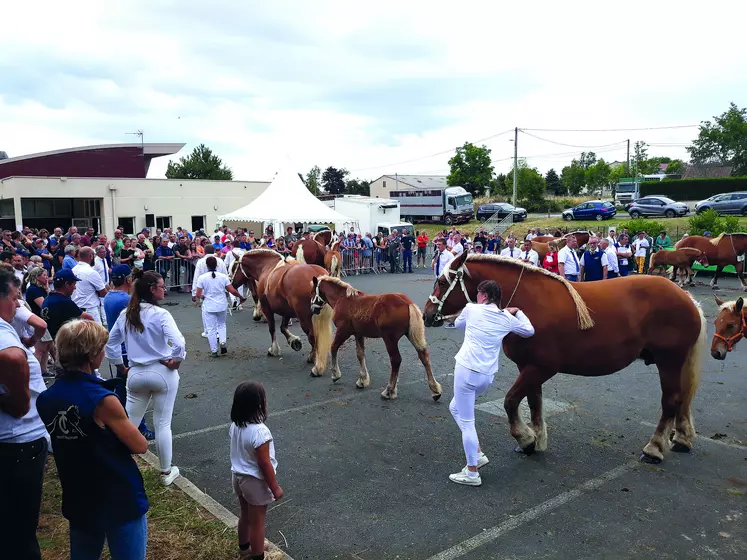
top-left (679, 294), bottom-right (706, 444)
top-left (295, 245), bottom-right (306, 264)
top-left (407, 303), bottom-right (428, 351)
top-left (331, 255), bottom-right (340, 277)
top-left (311, 303), bottom-right (334, 374)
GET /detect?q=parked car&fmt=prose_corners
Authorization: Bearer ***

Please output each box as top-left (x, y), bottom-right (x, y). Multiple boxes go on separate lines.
top-left (695, 192), bottom-right (747, 216)
top-left (475, 202), bottom-right (527, 222)
top-left (562, 200), bottom-right (617, 221)
top-left (625, 196), bottom-right (689, 219)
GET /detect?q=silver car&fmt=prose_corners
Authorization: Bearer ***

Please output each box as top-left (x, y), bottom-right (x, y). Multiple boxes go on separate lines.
top-left (626, 196), bottom-right (689, 219)
top-left (695, 192), bottom-right (747, 216)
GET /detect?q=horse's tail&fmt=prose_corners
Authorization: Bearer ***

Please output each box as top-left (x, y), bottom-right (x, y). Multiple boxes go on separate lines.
top-left (407, 303), bottom-right (428, 351)
top-left (311, 303), bottom-right (333, 373)
top-left (295, 245), bottom-right (306, 264)
top-left (680, 294), bottom-right (707, 436)
top-left (331, 255), bottom-right (339, 277)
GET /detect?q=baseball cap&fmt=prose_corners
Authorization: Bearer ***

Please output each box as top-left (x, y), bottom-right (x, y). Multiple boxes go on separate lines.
top-left (111, 264), bottom-right (132, 278)
top-left (703, 231), bottom-right (711, 236)
top-left (54, 269), bottom-right (80, 283)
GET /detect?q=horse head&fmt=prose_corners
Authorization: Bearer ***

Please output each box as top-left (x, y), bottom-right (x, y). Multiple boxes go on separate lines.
top-left (712, 296), bottom-right (746, 359)
top-left (423, 249), bottom-right (474, 327)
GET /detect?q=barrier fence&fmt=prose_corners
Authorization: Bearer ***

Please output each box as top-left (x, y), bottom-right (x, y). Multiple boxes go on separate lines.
top-left (152, 257), bottom-right (196, 290)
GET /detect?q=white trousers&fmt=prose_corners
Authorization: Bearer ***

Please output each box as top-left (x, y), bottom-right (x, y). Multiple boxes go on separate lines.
top-left (202, 308), bottom-right (227, 353)
top-left (449, 363), bottom-right (494, 467)
top-left (86, 304), bottom-right (103, 326)
top-left (126, 363), bottom-right (180, 472)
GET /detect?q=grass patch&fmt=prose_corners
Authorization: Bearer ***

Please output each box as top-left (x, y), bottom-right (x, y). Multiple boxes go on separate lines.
top-left (39, 459), bottom-right (238, 560)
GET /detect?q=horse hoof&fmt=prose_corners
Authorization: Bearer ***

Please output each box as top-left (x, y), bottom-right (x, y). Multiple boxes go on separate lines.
top-left (432, 393), bottom-right (442, 402)
top-left (290, 339), bottom-right (302, 352)
top-left (514, 442), bottom-right (536, 455)
top-left (671, 441), bottom-right (691, 453)
top-left (639, 452), bottom-right (662, 464)
top-left (310, 368), bottom-right (323, 377)
top-left (355, 380), bottom-right (365, 389)
top-left (332, 376), bottom-right (341, 383)
top-left (253, 316), bottom-right (262, 322)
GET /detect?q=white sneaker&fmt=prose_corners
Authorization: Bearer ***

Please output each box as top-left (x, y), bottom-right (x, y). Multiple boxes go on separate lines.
top-left (201, 332), bottom-right (207, 338)
top-left (161, 466), bottom-right (180, 486)
top-left (477, 452), bottom-right (489, 469)
top-left (448, 467), bottom-right (481, 486)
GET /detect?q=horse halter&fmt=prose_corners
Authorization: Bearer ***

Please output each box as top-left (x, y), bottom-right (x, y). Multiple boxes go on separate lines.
top-left (428, 264), bottom-right (474, 322)
top-left (713, 309), bottom-right (747, 352)
top-left (311, 282), bottom-right (326, 312)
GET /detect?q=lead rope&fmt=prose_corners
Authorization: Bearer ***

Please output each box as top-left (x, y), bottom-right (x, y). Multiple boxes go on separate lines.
top-left (503, 265), bottom-right (525, 309)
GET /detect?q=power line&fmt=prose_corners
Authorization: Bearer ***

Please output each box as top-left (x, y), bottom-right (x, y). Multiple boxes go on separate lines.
top-left (347, 128), bottom-right (514, 173)
top-left (519, 130), bottom-right (627, 149)
top-left (522, 124), bottom-right (698, 132)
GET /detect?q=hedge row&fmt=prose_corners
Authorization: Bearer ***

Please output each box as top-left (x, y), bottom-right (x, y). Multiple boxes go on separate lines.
top-left (640, 177), bottom-right (747, 199)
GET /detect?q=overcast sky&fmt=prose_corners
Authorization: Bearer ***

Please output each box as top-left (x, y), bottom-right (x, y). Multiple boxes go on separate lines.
top-left (2, 0), bottom-right (745, 181)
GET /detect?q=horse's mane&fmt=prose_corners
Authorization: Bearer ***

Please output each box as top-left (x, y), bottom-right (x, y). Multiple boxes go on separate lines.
top-left (245, 248), bottom-right (282, 258)
top-left (318, 275), bottom-right (360, 297)
top-left (710, 233), bottom-right (725, 246)
top-left (456, 253), bottom-right (595, 330)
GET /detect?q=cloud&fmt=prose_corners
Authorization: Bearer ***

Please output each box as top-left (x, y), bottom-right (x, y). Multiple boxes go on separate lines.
top-left (2, 0), bottom-right (747, 184)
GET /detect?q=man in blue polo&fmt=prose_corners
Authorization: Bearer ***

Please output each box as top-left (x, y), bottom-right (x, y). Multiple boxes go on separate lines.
top-left (579, 236), bottom-right (607, 281)
top-left (41, 269), bottom-right (95, 339)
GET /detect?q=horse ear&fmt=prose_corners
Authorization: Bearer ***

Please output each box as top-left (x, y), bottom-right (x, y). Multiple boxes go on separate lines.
top-left (737, 297), bottom-right (744, 313)
top-left (454, 248), bottom-right (469, 268)
top-left (714, 295), bottom-right (724, 306)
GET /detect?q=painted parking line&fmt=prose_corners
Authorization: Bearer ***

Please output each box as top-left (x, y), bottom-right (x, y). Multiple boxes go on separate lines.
top-left (640, 421), bottom-right (747, 450)
top-left (424, 461), bottom-right (638, 560)
top-left (475, 397), bottom-right (571, 419)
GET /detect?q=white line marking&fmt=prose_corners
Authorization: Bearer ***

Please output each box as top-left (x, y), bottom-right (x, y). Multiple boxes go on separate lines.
top-left (475, 397), bottom-right (570, 419)
top-left (171, 373), bottom-right (450, 442)
top-left (424, 461), bottom-right (638, 560)
top-left (640, 422), bottom-right (747, 450)
top-left (140, 450), bottom-right (294, 558)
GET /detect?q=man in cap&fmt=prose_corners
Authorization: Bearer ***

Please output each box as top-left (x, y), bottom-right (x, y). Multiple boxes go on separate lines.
top-left (41, 269), bottom-right (94, 339)
top-left (103, 264), bottom-right (155, 440)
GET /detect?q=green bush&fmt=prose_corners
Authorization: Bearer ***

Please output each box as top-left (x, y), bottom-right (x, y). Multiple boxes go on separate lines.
top-left (640, 177), bottom-right (747, 199)
top-left (687, 208), bottom-right (742, 236)
top-left (625, 218), bottom-right (667, 236)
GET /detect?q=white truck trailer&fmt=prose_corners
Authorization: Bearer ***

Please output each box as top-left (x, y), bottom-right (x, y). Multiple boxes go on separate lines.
top-left (333, 196), bottom-right (414, 237)
top-left (390, 185), bottom-right (474, 225)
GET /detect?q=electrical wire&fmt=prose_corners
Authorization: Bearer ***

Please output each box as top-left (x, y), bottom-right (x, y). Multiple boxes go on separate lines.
top-left (521, 124), bottom-right (698, 132)
top-left (519, 130), bottom-right (627, 149)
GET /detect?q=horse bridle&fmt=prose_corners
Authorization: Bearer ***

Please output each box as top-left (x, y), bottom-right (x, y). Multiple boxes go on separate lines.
top-left (713, 309), bottom-right (747, 352)
top-left (428, 264), bottom-right (474, 322)
top-left (311, 282), bottom-right (326, 312)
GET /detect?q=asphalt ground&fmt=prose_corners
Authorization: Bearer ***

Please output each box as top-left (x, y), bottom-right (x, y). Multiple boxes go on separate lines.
top-left (108, 268), bottom-right (747, 560)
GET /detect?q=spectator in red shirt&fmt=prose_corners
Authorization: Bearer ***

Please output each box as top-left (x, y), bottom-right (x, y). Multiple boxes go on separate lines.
top-left (416, 231), bottom-right (429, 269)
top-left (542, 240), bottom-right (560, 274)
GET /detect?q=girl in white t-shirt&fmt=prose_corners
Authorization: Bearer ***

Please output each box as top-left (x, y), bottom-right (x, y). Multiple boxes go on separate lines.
top-left (195, 256), bottom-right (245, 357)
top-left (230, 382), bottom-right (283, 560)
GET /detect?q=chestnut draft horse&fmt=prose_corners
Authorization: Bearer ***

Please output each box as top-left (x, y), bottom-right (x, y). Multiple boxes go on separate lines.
top-left (648, 247), bottom-right (707, 287)
top-left (323, 240), bottom-right (342, 278)
top-left (676, 233), bottom-right (747, 290)
top-left (711, 296), bottom-right (747, 360)
top-left (231, 249), bottom-right (334, 375)
top-left (310, 276), bottom-right (443, 401)
top-left (423, 251), bottom-right (707, 464)
top-left (291, 230), bottom-right (332, 268)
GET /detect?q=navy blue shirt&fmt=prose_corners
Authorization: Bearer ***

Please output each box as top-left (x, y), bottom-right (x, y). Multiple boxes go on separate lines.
top-left (36, 371), bottom-right (148, 529)
top-left (582, 249), bottom-right (605, 281)
top-left (42, 292), bottom-right (83, 338)
top-left (25, 285), bottom-right (47, 316)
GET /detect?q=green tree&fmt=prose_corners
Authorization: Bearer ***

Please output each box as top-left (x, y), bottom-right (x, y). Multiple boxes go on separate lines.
top-left (345, 178), bottom-right (370, 195)
top-left (561, 160), bottom-right (586, 195)
top-left (544, 168), bottom-right (564, 195)
top-left (632, 141), bottom-right (649, 177)
top-left (507, 161), bottom-right (545, 202)
top-left (687, 102), bottom-right (747, 175)
top-left (639, 155), bottom-right (671, 175)
top-left (492, 173), bottom-right (508, 196)
top-left (321, 166), bottom-right (348, 195)
top-left (165, 144), bottom-right (233, 180)
top-left (305, 165), bottom-right (322, 195)
top-left (579, 151), bottom-right (597, 170)
top-left (665, 159), bottom-right (685, 175)
top-left (608, 163), bottom-right (628, 197)
top-left (447, 142), bottom-right (495, 196)
top-left (585, 159), bottom-right (611, 197)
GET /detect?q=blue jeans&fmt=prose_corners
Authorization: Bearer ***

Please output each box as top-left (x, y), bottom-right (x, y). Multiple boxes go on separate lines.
top-left (565, 274), bottom-right (578, 282)
top-left (607, 271), bottom-right (618, 279)
top-left (403, 249), bottom-right (413, 271)
top-left (618, 266), bottom-right (628, 277)
top-left (70, 514), bottom-right (147, 560)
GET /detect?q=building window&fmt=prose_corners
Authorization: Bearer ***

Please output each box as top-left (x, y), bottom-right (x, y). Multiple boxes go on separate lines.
top-left (156, 216), bottom-right (172, 230)
top-left (191, 215), bottom-right (205, 232)
top-left (118, 217), bottom-right (135, 235)
top-left (383, 180), bottom-right (387, 188)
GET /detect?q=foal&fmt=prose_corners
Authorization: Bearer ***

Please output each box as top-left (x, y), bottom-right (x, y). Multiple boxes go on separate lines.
top-left (311, 276), bottom-right (443, 401)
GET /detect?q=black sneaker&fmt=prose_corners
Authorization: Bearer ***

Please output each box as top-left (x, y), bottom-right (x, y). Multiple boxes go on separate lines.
top-left (220, 344), bottom-right (227, 355)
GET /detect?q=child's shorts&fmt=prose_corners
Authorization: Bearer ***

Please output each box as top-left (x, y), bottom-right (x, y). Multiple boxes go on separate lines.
top-left (232, 472), bottom-right (274, 506)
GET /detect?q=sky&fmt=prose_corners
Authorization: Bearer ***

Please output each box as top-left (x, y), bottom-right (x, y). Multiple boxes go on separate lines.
top-left (2, 0), bottom-right (746, 182)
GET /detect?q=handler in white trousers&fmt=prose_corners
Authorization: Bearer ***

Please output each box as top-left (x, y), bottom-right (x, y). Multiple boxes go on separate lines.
top-left (223, 243), bottom-right (246, 309)
top-left (191, 245), bottom-right (227, 336)
top-left (448, 279), bottom-right (535, 486)
top-left (105, 269), bottom-right (185, 486)
top-left (195, 256), bottom-right (246, 357)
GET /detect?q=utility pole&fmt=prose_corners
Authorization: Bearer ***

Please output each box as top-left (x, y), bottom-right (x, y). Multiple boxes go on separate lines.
top-left (512, 127), bottom-right (518, 206)
top-left (626, 139), bottom-right (630, 176)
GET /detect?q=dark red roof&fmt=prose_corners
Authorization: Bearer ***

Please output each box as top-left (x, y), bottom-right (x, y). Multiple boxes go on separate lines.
top-left (0, 143), bottom-right (185, 180)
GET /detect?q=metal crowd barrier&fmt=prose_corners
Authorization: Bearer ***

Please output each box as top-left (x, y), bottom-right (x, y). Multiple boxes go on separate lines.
top-left (153, 257), bottom-right (197, 290)
top-left (340, 246), bottom-right (377, 276)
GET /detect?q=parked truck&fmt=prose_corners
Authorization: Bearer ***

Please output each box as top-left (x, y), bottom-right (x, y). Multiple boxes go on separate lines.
top-left (333, 196), bottom-right (414, 237)
top-left (389, 185), bottom-right (473, 225)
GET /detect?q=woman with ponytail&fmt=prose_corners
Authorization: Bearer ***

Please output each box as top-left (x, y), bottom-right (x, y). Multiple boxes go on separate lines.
top-left (195, 256), bottom-right (245, 357)
top-left (105, 270), bottom-right (185, 486)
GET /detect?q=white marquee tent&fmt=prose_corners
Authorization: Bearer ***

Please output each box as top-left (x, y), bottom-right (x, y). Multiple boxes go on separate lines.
top-left (218, 165), bottom-right (354, 234)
